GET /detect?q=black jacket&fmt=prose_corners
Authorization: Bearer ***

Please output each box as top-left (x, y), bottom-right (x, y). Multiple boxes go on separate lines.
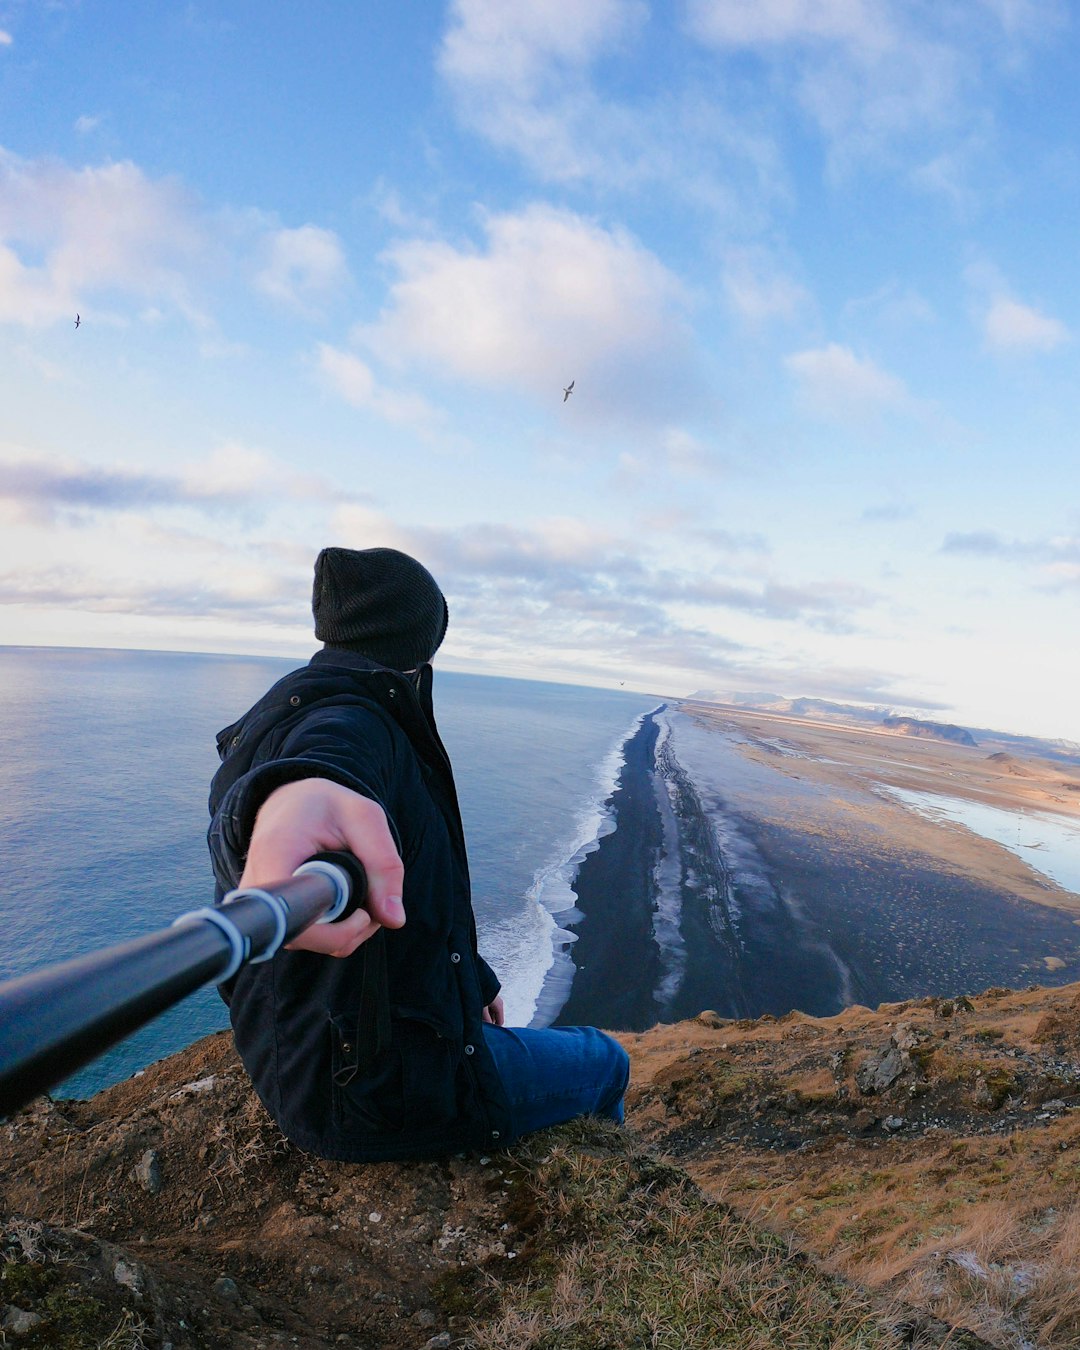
top-left (207, 647), bottom-right (510, 1161)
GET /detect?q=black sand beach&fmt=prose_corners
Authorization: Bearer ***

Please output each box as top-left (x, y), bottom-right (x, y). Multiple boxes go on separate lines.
top-left (554, 703), bottom-right (1080, 1032)
top-left (554, 710), bottom-right (665, 1030)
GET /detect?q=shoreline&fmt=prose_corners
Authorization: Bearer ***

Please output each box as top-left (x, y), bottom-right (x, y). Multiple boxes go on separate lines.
top-left (552, 702), bottom-right (1080, 1033)
top-left (553, 709), bottom-right (666, 1031)
top-left (526, 705), bottom-right (658, 1029)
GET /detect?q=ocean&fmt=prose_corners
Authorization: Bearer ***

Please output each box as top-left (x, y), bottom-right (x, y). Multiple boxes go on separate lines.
top-left (7, 647), bottom-right (1080, 1104)
top-left (0, 646), bottom-right (656, 1098)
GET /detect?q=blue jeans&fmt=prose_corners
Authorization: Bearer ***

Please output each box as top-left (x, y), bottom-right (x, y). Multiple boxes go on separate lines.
top-left (482, 1024), bottom-right (630, 1145)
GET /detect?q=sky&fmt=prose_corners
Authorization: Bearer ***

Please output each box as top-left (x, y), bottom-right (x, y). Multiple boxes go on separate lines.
top-left (1, 1), bottom-right (1079, 742)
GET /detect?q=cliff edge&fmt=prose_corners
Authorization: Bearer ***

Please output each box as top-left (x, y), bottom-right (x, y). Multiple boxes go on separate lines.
top-left (3, 981), bottom-right (1080, 1348)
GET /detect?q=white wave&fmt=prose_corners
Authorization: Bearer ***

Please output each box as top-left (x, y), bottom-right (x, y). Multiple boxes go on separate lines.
top-left (480, 901), bottom-right (564, 1029)
top-left (529, 706), bottom-right (657, 916)
top-left (514, 705), bottom-right (663, 1025)
top-left (651, 709), bottom-right (687, 1007)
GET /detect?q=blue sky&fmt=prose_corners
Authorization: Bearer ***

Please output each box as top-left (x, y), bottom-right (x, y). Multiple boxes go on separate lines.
top-left (1, 0), bottom-right (1079, 740)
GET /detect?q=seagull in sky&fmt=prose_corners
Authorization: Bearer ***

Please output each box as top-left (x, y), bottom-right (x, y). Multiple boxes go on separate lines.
top-left (74, 314), bottom-right (80, 329)
top-left (563, 379), bottom-right (574, 402)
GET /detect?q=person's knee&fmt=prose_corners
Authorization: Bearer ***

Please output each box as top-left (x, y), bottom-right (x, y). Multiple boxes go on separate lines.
top-left (589, 1029), bottom-right (629, 1113)
top-left (607, 1035), bottom-right (630, 1091)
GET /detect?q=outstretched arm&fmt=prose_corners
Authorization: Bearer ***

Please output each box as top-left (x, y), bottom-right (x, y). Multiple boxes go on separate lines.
top-left (239, 778), bottom-right (406, 958)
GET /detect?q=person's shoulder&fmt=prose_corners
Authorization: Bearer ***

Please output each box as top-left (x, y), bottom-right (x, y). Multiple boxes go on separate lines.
top-left (215, 659), bottom-right (383, 757)
top-left (214, 662), bottom-right (308, 756)
top-left (288, 663), bottom-right (420, 751)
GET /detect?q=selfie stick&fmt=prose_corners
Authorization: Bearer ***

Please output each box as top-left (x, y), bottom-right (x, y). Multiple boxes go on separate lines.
top-left (0, 852), bottom-right (367, 1119)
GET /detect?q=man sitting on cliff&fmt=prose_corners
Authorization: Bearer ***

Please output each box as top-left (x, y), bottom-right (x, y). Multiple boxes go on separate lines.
top-left (207, 546), bottom-right (629, 1161)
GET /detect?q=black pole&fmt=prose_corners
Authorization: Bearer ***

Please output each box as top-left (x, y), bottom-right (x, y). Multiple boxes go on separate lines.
top-left (0, 852), bottom-right (367, 1119)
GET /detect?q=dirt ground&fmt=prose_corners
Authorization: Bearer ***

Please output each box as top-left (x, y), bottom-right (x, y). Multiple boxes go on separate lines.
top-left (3, 978), bottom-right (1080, 1348)
top-left (624, 980), bottom-right (1080, 1348)
top-left (2, 1031), bottom-right (523, 1349)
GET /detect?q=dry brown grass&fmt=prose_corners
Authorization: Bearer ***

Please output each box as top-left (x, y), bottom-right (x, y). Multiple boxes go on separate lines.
top-left (628, 983), bottom-right (1080, 1349)
top-left (470, 1122), bottom-right (905, 1350)
top-left (97, 1307), bottom-right (152, 1350)
top-left (713, 1143), bottom-right (1080, 1348)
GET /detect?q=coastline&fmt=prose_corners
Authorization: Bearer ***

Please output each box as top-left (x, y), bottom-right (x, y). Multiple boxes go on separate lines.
top-left (555, 704), bottom-right (852, 1031)
top-left (552, 701), bottom-right (1080, 1033)
top-left (553, 708), bottom-right (666, 1031)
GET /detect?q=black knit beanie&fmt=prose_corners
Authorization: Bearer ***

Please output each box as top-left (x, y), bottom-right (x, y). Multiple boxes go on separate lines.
top-left (312, 546), bottom-right (449, 670)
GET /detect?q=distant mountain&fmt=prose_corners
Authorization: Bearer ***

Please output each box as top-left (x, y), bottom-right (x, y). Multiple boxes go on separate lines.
top-left (881, 715), bottom-right (977, 747)
top-left (971, 728), bottom-right (1080, 768)
top-left (685, 689), bottom-right (1080, 766)
top-left (689, 691), bottom-right (888, 725)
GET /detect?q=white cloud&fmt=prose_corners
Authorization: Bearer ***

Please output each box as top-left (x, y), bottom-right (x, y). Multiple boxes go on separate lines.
top-left (439, 0), bottom-right (647, 187)
top-left (910, 143), bottom-right (984, 207)
top-left (1042, 561), bottom-right (1080, 589)
top-left (437, 0), bottom-right (779, 209)
top-left (843, 280), bottom-right (935, 330)
top-left (0, 562), bottom-right (305, 625)
top-left (722, 246), bottom-right (810, 322)
top-left (317, 344), bottom-right (442, 429)
top-left (74, 114), bottom-right (101, 135)
top-left (440, 0), bottom-right (1067, 203)
top-left (370, 180), bottom-right (435, 234)
top-left (686, 0), bottom-right (1062, 174)
top-left (254, 224), bottom-right (349, 310)
top-left (439, 0), bottom-right (644, 96)
top-left (0, 147), bottom-right (366, 336)
top-left (0, 29), bottom-right (12, 46)
top-left (331, 503), bottom-right (877, 635)
top-left (319, 344), bottom-right (377, 404)
top-left (0, 441), bottom-right (358, 526)
top-left (786, 342), bottom-right (907, 418)
top-left (686, 0), bottom-right (891, 58)
top-left (976, 0), bottom-right (1068, 38)
top-left (310, 504), bottom-right (886, 695)
top-left (361, 204), bottom-right (695, 419)
top-left (660, 428), bottom-right (722, 476)
top-left (685, 0), bottom-right (944, 140)
top-left (438, 0), bottom-right (642, 179)
top-left (176, 442), bottom-right (317, 501)
top-left (983, 296), bottom-right (1069, 352)
top-left (942, 528), bottom-right (1080, 566)
top-left (940, 527), bottom-right (1080, 595)
top-left (0, 148), bottom-right (207, 326)
top-left (0, 440), bottom-right (377, 644)
top-left (610, 428), bottom-right (728, 488)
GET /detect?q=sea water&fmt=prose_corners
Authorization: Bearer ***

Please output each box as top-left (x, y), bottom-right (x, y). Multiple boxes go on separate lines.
top-left (881, 787), bottom-right (1080, 897)
top-left (0, 647), bottom-right (655, 1097)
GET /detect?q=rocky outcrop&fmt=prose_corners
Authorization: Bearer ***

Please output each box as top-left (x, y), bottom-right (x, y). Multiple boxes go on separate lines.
top-left (882, 716), bottom-right (977, 746)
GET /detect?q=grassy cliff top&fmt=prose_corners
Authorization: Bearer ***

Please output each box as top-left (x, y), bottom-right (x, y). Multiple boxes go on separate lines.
top-left (4, 980), bottom-right (1080, 1348)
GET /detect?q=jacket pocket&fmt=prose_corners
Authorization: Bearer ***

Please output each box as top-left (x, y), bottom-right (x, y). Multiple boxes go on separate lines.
top-left (329, 1009), bottom-right (402, 1132)
top-left (330, 1011), bottom-right (463, 1136)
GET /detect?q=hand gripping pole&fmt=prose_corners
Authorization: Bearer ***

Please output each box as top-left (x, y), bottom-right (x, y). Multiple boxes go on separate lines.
top-left (0, 851), bottom-right (368, 1119)
top-left (170, 853), bottom-right (361, 977)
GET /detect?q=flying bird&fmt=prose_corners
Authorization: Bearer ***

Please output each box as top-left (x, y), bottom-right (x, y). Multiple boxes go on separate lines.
top-left (563, 379), bottom-right (574, 402)
top-left (74, 314), bottom-right (80, 329)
